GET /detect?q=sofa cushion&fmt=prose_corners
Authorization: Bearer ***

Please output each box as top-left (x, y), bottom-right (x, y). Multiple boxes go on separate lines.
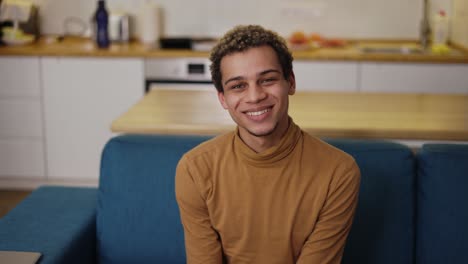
top-left (326, 139), bottom-right (416, 264)
top-left (97, 135), bottom-right (211, 264)
top-left (416, 144), bottom-right (468, 264)
top-left (0, 186), bottom-right (97, 264)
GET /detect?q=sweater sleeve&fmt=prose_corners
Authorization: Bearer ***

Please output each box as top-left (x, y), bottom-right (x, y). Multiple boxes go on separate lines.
top-left (296, 158), bottom-right (361, 264)
top-left (175, 155), bottom-right (223, 264)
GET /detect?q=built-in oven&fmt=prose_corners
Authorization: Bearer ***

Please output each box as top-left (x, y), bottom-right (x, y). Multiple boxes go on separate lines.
top-left (144, 58), bottom-right (214, 92)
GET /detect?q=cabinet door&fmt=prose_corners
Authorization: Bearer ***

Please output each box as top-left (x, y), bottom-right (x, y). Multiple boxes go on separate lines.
top-left (0, 57), bottom-right (41, 97)
top-left (0, 99), bottom-right (43, 138)
top-left (0, 57), bottom-right (45, 179)
top-left (42, 57), bottom-right (144, 180)
top-left (0, 139), bottom-right (45, 178)
top-left (360, 62), bottom-right (468, 94)
top-left (293, 61), bottom-right (358, 92)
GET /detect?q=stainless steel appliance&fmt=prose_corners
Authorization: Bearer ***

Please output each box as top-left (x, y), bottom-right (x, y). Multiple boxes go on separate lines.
top-left (145, 58), bottom-right (214, 92)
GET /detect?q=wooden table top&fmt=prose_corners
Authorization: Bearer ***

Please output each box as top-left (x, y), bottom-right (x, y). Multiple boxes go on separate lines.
top-left (111, 89), bottom-right (468, 141)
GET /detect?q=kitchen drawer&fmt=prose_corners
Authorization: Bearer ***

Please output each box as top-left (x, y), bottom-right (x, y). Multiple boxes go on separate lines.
top-left (360, 62), bottom-right (468, 94)
top-left (0, 57), bottom-right (41, 97)
top-left (0, 139), bottom-right (45, 178)
top-left (293, 61), bottom-right (358, 92)
top-left (0, 99), bottom-right (43, 138)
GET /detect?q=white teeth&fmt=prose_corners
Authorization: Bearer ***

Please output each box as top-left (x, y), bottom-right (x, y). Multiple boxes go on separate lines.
top-left (246, 108), bottom-right (270, 116)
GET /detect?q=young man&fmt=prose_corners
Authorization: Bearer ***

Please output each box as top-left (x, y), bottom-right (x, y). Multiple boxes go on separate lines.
top-left (175, 25), bottom-right (360, 264)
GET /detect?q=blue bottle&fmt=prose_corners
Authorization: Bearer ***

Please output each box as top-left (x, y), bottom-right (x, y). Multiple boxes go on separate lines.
top-left (95, 0), bottom-right (110, 48)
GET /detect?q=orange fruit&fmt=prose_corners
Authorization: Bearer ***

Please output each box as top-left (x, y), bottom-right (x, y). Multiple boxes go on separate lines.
top-left (309, 33), bottom-right (323, 42)
top-left (289, 31), bottom-right (308, 44)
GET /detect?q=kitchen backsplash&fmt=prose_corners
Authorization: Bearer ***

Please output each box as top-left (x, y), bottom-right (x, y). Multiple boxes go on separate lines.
top-left (451, 0), bottom-right (468, 47)
top-left (29, 0), bottom-right (464, 43)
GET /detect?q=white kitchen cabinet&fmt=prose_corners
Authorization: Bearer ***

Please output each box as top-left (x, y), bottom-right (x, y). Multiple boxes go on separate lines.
top-left (293, 61), bottom-right (359, 92)
top-left (0, 57), bottom-right (45, 179)
top-left (41, 57), bottom-right (144, 181)
top-left (0, 139), bottom-right (45, 178)
top-left (360, 62), bottom-right (468, 94)
top-left (0, 57), bottom-right (41, 97)
top-left (0, 99), bottom-right (43, 138)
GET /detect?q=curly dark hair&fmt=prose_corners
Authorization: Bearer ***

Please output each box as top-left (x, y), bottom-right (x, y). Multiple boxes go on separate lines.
top-left (209, 25), bottom-right (293, 93)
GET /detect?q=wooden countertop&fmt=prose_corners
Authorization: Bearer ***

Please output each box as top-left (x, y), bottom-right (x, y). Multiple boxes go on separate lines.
top-left (1, 37), bottom-right (467, 63)
top-left (111, 89), bottom-right (468, 141)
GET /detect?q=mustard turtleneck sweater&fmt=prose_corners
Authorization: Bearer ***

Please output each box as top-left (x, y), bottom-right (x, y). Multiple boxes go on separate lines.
top-left (175, 120), bottom-right (360, 264)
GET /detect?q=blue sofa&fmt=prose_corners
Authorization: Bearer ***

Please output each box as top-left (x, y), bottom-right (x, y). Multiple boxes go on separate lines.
top-left (1, 135), bottom-right (467, 264)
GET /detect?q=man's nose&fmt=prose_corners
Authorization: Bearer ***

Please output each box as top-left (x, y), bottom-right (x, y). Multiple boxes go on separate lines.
top-left (246, 83), bottom-right (267, 103)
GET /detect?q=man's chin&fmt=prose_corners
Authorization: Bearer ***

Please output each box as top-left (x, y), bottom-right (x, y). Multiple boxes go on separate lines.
top-left (245, 123), bottom-right (278, 138)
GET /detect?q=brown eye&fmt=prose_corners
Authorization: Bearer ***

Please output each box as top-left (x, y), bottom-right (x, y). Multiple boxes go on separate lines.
top-left (231, 83), bottom-right (245, 90)
top-left (261, 78), bottom-right (276, 84)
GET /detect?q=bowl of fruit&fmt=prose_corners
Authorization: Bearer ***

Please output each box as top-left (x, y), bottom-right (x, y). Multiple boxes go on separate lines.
top-left (288, 31), bottom-right (347, 51)
top-left (2, 27), bottom-right (35, 46)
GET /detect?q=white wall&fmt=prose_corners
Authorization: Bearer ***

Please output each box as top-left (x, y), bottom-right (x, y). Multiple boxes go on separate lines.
top-left (32, 0), bottom-right (460, 41)
top-left (431, 0), bottom-right (453, 16)
top-left (451, 0), bottom-right (468, 47)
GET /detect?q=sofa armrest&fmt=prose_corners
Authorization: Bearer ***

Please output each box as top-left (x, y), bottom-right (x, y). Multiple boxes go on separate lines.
top-left (0, 186), bottom-right (98, 264)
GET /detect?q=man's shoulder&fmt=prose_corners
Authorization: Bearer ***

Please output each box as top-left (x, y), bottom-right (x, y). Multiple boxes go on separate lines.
top-left (301, 131), bottom-right (356, 165)
top-left (301, 131), bottom-right (359, 184)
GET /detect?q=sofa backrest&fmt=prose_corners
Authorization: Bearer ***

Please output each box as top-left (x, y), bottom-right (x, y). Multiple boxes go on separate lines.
top-left (416, 144), bottom-right (468, 264)
top-left (327, 139), bottom-right (416, 264)
top-left (97, 135), bottom-right (211, 264)
top-left (98, 135), bottom-right (416, 264)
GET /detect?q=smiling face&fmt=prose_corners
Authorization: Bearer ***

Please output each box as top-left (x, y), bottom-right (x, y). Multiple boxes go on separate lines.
top-left (218, 45), bottom-right (296, 152)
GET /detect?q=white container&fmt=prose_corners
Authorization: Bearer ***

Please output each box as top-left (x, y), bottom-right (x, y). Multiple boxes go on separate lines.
top-left (109, 12), bottom-right (130, 43)
top-left (138, 0), bottom-right (160, 47)
top-left (432, 10), bottom-right (450, 45)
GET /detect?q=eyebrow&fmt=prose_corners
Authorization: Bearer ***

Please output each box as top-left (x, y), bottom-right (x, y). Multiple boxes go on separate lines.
top-left (223, 69), bottom-right (282, 86)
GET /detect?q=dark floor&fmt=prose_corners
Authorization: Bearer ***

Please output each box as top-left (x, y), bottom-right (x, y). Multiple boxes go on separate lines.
top-left (0, 190), bottom-right (32, 218)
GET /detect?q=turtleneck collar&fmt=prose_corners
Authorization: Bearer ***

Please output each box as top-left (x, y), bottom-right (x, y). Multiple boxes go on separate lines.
top-left (234, 117), bottom-right (302, 166)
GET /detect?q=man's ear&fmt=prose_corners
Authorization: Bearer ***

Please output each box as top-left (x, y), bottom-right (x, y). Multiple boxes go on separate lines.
top-left (218, 91), bottom-right (229, 109)
top-left (288, 72), bottom-right (296, 95)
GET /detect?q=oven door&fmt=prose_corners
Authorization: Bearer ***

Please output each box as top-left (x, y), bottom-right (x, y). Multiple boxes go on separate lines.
top-left (146, 80), bottom-right (215, 92)
top-left (145, 58), bottom-right (215, 92)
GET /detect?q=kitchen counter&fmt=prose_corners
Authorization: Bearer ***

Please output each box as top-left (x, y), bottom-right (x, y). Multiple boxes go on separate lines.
top-left (111, 89), bottom-right (468, 141)
top-left (1, 36), bottom-right (467, 63)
